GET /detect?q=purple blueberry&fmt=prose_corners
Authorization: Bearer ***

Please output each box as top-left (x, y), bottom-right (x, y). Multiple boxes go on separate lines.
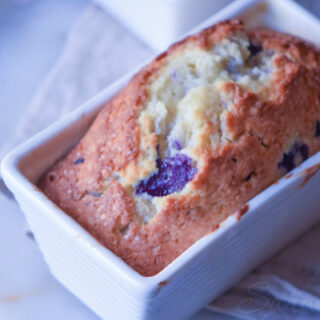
top-left (278, 142), bottom-right (309, 172)
top-left (171, 68), bottom-right (178, 81)
top-left (172, 140), bottom-right (182, 151)
top-left (87, 191), bottom-right (103, 198)
top-left (226, 58), bottom-right (242, 80)
top-left (278, 152), bottom-right (295, 172)
top-left (299, 143), bottom-right (309, 161)
top-left (315, 121), bottom-right (320, 137)
top-left (248, 43), bottom-right (262, 57)
top-left (135, 153), bottom-right (197, 197)
top-left (74, 157), bottom-right (85, 165)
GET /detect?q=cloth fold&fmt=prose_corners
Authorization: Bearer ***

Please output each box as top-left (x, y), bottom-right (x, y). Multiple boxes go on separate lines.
top-left (209, 223), bottom-right (320, 319)
top-left (2, 3), bottom-right (320, 319)
top-left (0, 2), bottom-right (152, 161)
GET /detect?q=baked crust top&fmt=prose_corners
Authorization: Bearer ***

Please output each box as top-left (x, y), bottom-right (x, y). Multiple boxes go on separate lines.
top-left (39, 20), bottom-right (320, 276)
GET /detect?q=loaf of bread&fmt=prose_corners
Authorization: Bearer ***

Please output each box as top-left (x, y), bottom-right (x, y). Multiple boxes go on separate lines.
top-left (39, 20), bottom-right (320, 276)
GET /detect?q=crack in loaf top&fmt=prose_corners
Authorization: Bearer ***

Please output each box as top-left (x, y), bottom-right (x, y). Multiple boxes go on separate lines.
top-left (39, 20), bottom-right (320, 276)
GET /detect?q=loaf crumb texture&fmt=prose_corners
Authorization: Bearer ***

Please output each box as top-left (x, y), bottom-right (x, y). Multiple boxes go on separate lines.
top-left (39, 20), bottom-right (320, 276)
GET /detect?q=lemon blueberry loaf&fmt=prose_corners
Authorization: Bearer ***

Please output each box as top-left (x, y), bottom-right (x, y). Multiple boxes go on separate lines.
top-left (39, 20), bottom-right (320, 276)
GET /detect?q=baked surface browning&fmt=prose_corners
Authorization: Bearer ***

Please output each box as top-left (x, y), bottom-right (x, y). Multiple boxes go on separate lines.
top-left (39, 20), bottom-right (320, 276)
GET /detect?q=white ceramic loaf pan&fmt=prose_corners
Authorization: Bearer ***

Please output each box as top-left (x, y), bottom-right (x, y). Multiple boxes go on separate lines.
top-left (2, 0), bottom-right (320, 319)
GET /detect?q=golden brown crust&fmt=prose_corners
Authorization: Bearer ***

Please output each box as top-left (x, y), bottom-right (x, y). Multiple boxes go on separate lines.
top-left (38, 20), bottom-right (320, 276)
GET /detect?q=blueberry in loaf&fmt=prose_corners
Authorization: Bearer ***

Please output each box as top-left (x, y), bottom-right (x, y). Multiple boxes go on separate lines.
top-left (39, 20), bottom-right (320, 276)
